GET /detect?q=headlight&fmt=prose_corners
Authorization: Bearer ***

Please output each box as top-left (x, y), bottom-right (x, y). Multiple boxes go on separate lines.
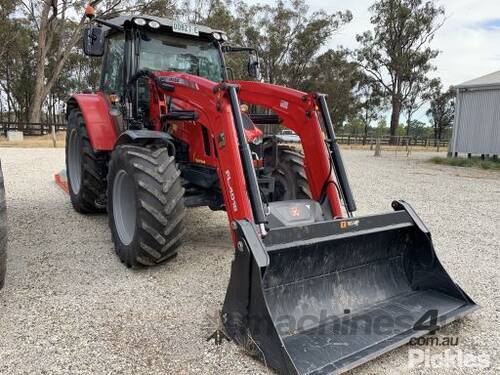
top-left (220, 33), bottom-right (228, 42)
top-left (149, 20), bottom-right (160, 29)
top-left (134, 18), bottom-right (146, 26)
top-left (213, 32), bottom-right (221, 40)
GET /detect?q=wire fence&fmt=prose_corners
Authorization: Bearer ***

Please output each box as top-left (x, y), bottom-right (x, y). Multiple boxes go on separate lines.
top-left (258, 124), bottom-right (449, 149)
top-left (0, 122), bottom-right (67, 136)
top-left (335, 134), bottom-right (449, 148)
top-left (0, 121), bottom-right (450, 152)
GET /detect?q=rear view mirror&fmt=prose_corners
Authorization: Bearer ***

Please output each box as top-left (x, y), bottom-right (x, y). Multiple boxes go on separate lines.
top-left (83, 26), bottom-right (105, 57)
top-left (248, 53), bottom-right (261, 80)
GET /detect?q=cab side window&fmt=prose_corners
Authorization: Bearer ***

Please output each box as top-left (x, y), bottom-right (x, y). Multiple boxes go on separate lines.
top-left (101, 35), bottom-right (125, 94)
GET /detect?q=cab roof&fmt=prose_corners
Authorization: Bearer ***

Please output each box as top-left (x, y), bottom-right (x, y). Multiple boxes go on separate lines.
top-left (104, 15), bottom-right (225, 36)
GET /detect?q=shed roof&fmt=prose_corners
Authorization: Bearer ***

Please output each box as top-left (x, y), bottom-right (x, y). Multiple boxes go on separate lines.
top-left (456, 70), bottom-right (500, 89)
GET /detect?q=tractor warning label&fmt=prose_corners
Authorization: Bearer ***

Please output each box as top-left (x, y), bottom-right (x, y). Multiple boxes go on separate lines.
top-left (339, 219), bottom-right (360, 229)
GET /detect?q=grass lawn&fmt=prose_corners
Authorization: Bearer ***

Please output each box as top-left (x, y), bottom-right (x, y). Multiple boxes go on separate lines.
top-left (429, 156), bottom-right (500, 171)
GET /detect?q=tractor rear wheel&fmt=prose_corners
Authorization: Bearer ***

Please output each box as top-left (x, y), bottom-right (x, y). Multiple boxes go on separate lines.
top-left (0, 160), bottom-right (7, 290)
top-left (66, 109), bottom-right (107, 213)
top-left (266, 145), bottom-right (310, 201)
top-left (107, 145), bottom-right (186, 268)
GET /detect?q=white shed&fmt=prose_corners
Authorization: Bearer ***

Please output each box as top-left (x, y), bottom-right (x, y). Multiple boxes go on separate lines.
top-left (451, 71), bottom-right (500, 157)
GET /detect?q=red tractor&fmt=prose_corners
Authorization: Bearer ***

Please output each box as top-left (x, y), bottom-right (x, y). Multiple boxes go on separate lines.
top-left (65, 7), bottom-right (476, 374)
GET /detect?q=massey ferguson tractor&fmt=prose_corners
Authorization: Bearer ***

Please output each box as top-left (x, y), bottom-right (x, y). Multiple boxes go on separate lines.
top-left (65, 6), bottom-right (477, 374)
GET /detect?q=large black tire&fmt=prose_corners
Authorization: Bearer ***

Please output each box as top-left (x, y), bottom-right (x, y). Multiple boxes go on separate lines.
top-left (0, 160), bottom-right (7, 290)
top-left (65, 109), bottom-right (107, 213)
top-left (265, 145), bottom-right (310, 201)
top-left (107, 145), bottom-right (186, 268)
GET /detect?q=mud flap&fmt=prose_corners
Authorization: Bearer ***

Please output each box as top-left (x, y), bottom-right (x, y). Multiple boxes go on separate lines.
top-left (222, 201), bottom-right (477, 375)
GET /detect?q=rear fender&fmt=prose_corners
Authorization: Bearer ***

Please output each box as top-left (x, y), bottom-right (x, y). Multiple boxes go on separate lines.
top-left (67, 93), bottom-right (118, 151)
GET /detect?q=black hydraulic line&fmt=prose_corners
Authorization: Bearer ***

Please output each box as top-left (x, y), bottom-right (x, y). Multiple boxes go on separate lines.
top-left (227, 85), bottom-right (267, 226)
top-left (316, 94), bottom-right (357, 213)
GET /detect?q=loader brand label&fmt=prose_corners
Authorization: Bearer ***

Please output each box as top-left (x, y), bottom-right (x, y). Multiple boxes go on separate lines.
top-left (225, 170), bottom-right (238, 212)
top-left (339, 219), bottom-right (360, 229)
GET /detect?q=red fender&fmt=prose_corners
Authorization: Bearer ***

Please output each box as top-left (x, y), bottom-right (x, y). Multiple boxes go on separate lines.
top-left (67, 92), bottom-right (118, 151)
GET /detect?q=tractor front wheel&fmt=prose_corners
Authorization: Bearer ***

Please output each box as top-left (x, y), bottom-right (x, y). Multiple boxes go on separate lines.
top-left (107, 145), bottom-right (186, 267)
top-left (265, 145), bottom-right (310, 201)
top-left (66, 109), bottom-right (107, 213)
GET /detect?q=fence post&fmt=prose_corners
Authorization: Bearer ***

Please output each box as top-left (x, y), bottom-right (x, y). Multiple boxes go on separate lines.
top-left (51, 124), bottom-right (57, 148)
top-left (374, 137), bottom-right (381, 157)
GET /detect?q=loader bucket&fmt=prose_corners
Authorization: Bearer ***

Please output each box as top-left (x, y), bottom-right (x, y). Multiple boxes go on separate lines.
top-left (222, 201), bottom-right (477, 375)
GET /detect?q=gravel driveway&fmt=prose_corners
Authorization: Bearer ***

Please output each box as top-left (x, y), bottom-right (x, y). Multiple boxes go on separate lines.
top-left (0, 148), bottom-right (498, 374)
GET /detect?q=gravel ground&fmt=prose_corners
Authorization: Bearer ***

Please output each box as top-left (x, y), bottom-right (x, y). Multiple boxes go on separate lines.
top-left (0, 148), bottom-right (498, 375)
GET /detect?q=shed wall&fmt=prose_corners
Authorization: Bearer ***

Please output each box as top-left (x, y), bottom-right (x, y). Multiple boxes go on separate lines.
top-left (452, 88), bottom-right (500, 155)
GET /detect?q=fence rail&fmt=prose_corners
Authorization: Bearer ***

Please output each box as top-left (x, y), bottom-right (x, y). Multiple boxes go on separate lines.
top-left (0, 122), bottom-right (67, 136)
top-left (335, 134), bottom-right (449, 148)
top-left (0, 122), bottom-right (450, 150)
top-left (258, 124), bottom-right (449, 148)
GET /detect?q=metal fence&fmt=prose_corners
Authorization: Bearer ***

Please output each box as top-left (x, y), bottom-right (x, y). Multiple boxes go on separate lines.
top-left (0, 122), bottom-right (67, 136)
top-left (0, 121), bottom-right (450, 151)
top-left (258, 124), bottom-right (449, 148)
top-left (335, 134), bottom-right (449, 148)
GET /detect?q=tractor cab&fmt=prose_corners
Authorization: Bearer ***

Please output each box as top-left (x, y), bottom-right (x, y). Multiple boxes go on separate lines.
top-left (83, 14), bottom-right (263, 156)
top-left (83, 16), bottom-right (258, 104)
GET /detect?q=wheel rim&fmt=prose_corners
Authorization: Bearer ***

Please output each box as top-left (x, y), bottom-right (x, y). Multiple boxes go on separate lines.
top-left (68, 129), bottom-right (83, 195)
top-left (112, 170), bottom-right (137, 246)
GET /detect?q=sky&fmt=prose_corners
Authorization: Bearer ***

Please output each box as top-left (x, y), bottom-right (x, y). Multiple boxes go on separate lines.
top-left (299, 0), bottom-right (500, 88)
top-left (258, 0), bottom-right (500, 123)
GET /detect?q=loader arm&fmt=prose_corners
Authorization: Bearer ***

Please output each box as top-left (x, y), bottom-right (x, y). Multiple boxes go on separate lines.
top-left (233, 80), bottom-right (343, 217)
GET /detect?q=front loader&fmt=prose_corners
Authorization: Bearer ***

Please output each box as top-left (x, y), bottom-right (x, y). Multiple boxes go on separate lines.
top-left (65, 6), bottom-right (477, 374)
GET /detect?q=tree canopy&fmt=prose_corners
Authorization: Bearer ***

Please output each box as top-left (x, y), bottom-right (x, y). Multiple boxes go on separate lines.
top-left (0, 0), bottom-right (449, 140)
top-left (356, 0), bottom-right (444, 139)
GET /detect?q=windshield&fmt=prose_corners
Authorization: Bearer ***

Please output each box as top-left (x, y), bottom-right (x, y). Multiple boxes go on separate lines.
top-left (138, 32), bottom-right (224, 82)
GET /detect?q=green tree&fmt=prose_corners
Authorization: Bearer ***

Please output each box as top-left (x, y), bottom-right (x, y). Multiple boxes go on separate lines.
top-left (21, 0), bottom-right (157, 123)
top-left (376, 118), bottom-right (388, 136)
top-left (407, 119), bottom-right (426, 138)
top-left (239, 0), bottom-right (352, 85)
top-left (403, 76), bottom-right (439, 135)
top-left (427, 85), bottom-right (454, 142)
top-left (303, 48), bottom-right (362, 128)
top-left (345, 117), bottom-right (364, 136)
top-left (356, 75), bottom-right (386, 137)
top-left (356, 0), bottom-right (444, 140)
